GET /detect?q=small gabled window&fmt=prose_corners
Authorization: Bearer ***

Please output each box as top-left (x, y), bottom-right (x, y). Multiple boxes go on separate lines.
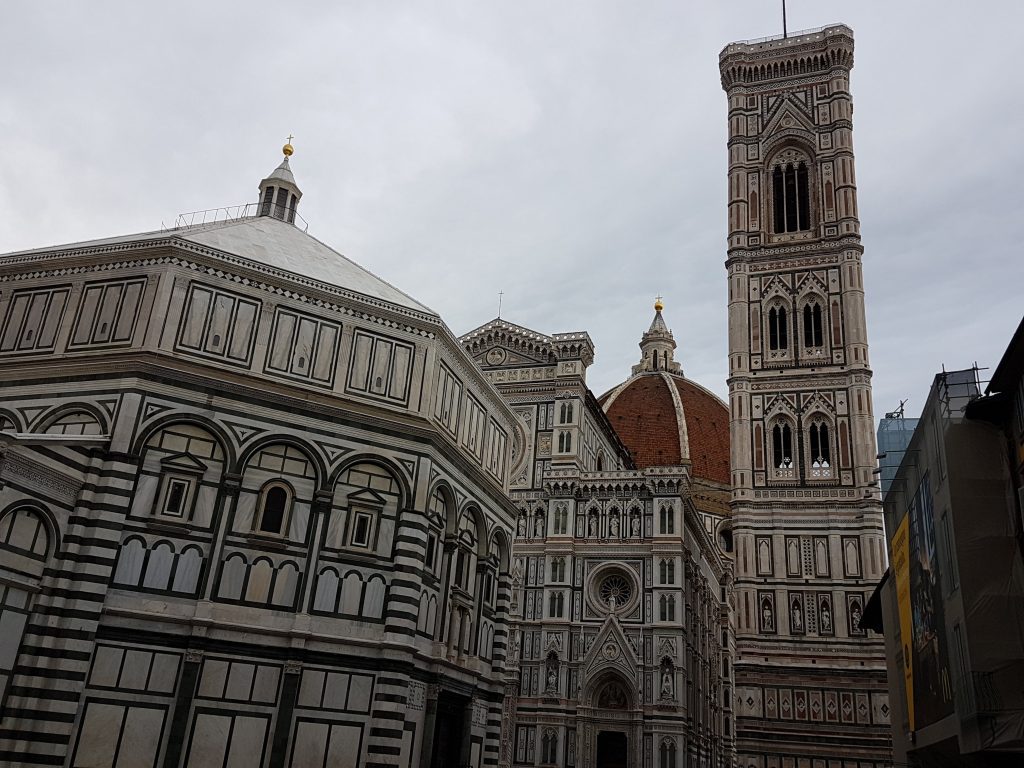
top-left (162, 478), bottom-right (191, 518)
top-left (351, 511), bottom-right (373, 547)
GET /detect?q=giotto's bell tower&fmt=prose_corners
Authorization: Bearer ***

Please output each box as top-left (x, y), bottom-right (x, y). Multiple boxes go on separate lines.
top-left (719, 25), bottom-right (892, 767)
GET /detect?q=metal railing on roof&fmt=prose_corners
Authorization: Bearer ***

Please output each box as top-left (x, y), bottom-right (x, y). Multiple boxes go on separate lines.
top-left (166, 202), bottom-right (309, 232)
top-left (725, 24), bottom-right (846, 48)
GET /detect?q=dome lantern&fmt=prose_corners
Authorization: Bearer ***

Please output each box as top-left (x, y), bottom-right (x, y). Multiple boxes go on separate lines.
top-left (632, 297), bottom-right (681, 375)
top-left (257, 137), bottom-right (303, 224)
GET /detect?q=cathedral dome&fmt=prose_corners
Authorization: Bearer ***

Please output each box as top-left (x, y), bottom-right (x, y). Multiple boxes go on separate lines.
top-left (600, 302), bottom-right (730, 486)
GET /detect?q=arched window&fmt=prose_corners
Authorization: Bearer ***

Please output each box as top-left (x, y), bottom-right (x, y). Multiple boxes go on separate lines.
top-left (659, 595), bottom-right (676, 622)
top-left (559, 402), bottom-right (574, 424)
top-left (803, 301), bottom-right (824, 347)
top-left (550, 557), bottom-right (566, 582)
top-left (553, 506), bottom-right (568, 535)
top-left (256, 483), bottom-right (291, 535)
top-left (768, 306), bottom-right (789, 350)
top-left (548, 591), bottom-right (565, 618)
top-left (809, 419), bottom-right (833, 478)
top-left (542, 730), bottom-right (558, 764)
top-left (659, 506), bottom-right (674, 535)
top-left (558, 432), bottom-right (572, 453)
top-left (659, 559), bottom-right (675, 585)
top-left (772, 160), bottom-right (810, 233)
top-left (772, 423), bottom-right (793, 469)
top-left (659, 738), bottom-right (678, 768)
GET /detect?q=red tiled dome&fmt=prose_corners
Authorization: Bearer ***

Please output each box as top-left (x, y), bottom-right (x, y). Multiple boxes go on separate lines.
top-left (601, 372), bottom-right (730, 485)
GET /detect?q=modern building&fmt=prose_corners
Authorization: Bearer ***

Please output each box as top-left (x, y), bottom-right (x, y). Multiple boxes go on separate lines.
top-left (719, 24), bottom-right (893, 768)
top-left (0, 148), bottom-right (522, 768)
top-left (462, 304), bottom-right (735, 768)
top-left (873, 321), bottom-right (1024, 766)
top-left (876, 415), bottom-right (920, 499)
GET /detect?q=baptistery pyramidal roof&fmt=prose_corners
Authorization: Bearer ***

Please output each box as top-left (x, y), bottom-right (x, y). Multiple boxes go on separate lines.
top-left (600, 301), bottom-right (730, 487)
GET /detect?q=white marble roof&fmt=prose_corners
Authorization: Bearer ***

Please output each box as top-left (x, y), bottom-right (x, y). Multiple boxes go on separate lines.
top-left (1, 215), bottom-right (433, 315)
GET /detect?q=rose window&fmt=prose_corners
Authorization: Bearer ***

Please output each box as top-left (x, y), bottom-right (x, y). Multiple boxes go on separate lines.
top-left (598, 574), bottom-right (633, 608)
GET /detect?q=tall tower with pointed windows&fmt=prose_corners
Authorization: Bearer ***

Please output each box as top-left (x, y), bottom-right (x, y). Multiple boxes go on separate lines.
top-left (719, 25), bottom-right (892, 767)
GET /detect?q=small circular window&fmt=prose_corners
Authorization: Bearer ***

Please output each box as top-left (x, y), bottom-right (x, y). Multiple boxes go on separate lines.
top-left (598, 573), bottom-right (633, 608)
top-left (589, 565), bottom-right (639, 615)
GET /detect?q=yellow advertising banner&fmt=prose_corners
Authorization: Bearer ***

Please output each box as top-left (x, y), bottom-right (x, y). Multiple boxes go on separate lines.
top-left (893, 515), bottom-right (914, 731)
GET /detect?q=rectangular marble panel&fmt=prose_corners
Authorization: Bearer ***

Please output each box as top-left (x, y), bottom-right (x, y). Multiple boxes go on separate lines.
top-left (0, 286), bottom-right (69, 353)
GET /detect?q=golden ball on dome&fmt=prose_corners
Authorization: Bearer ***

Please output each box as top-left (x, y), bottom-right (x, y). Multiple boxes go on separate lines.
top-left (282, 143), bottom-right (294, 157)
top-left (654, 298), bottom-right (664, 312)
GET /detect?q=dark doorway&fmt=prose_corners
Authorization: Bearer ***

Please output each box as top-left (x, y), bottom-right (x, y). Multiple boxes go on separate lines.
top-left (596, 731), bottom-right (628, 768)
top-left (430, 692), bottom-right (468, 768)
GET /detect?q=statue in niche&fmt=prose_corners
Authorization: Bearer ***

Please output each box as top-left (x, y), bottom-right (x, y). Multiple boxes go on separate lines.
top-left (534, 514), bottom-right (544, 537)
top-left (545, 653), bottom-right (559, 695)
top-left (660, 662), bottom-right (674, 700)
top-left (588, 514), bottom-right (598, 537)
top-left (791, 597), bottom-right (803, 633)
top-left (820, 597), bottom-right (833, 633)
top-left (608, 514), bottom-right (620, 538)
top-left (630, 513), bottom-right (641, 537)
top-left (850, 599), bottom-right (863, 633)
top-left (517, 515), bottom-right (526, 537)
top-left (761, 597), bottom-right (775, 632)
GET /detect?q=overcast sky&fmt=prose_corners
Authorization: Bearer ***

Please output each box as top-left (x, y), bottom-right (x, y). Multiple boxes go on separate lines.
top-left (1, 1), bottom-right (1021, 420)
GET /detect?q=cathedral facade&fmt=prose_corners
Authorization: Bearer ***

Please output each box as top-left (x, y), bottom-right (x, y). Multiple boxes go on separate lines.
top-left (461, 309), bottom-right (734, 768)
top-left (719, 25), bottom-right (892, 768)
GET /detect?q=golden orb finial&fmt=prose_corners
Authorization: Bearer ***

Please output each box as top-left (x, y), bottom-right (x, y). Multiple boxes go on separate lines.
top-left (282, 134), bottom-right (294, 157)
top-left (654, 295), bottom-right (664, 312)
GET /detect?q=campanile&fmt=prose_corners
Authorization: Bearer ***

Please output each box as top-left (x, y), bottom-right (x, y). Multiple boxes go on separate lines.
top-left (719, 25), bottom-right (892, 767)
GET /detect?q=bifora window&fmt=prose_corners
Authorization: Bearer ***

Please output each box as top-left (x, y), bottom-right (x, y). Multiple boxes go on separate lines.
top-left (809, 421), bottom-right (832, 467)
top-left (768, 305), bottom-right (789, 350)
top-left (803, 301), bottom-right (824, 347)
top-left (772, 423), bottom-right (793, 469)
top-left (772, 157), bottom-right (811, 233)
